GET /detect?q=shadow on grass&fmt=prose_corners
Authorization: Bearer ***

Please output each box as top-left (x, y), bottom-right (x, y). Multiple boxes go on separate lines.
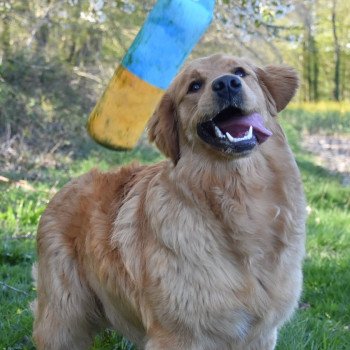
top-left (297, 158), bottom-right (336, 181)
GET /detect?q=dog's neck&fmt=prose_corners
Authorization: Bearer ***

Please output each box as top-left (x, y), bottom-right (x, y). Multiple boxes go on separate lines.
top-left (162, 129), bottom-right (296, 205)
top-left (172, 144), bottom-right (262, 182)
top-left (163, 149), bottom-right (262, 208)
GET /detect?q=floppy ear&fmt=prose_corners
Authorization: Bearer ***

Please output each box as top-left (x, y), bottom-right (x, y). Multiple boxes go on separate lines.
top-left (257, 65), bottom-right (299, 113)
top-left (147, 93), bottom-right (180, 165)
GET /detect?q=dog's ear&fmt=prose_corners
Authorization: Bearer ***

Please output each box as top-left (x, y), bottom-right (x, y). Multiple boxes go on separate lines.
top-left (148, 93), bottom-right (180, 165)
top-left (257, 65), bottom-right (299, 113)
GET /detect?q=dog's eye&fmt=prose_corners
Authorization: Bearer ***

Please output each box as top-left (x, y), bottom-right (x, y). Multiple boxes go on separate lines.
top-left (188, 81), bottom-right (202, 93)
top-left (234, 68), bottom-right (247, 78)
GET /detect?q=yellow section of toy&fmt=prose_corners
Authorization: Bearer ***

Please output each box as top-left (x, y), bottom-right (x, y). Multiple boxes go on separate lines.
top-left (87, 66), bottom-right (164, 149)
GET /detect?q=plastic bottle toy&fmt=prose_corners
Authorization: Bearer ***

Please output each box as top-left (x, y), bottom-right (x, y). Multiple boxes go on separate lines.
top-left (87, 0), bottom-right (215, 150)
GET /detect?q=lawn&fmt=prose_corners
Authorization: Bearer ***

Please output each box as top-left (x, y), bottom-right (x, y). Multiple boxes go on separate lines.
top-left (1, 105), bottom-right (350, 349)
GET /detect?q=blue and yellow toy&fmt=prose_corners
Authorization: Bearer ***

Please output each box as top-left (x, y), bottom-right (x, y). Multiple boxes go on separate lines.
top-left (87, 0), bottom-right (215, 149)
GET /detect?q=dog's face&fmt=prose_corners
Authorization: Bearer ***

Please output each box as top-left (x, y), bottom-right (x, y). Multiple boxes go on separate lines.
top-left (148, 54), bottom-right (299, 164)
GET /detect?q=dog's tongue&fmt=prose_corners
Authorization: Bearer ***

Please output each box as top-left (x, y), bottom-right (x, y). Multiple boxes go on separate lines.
top-left (217, 113), bottom-right (273, 143)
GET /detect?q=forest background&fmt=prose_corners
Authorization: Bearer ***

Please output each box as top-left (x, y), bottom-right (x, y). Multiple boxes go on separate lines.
top-left (1, 0), bottom-right (349, 168)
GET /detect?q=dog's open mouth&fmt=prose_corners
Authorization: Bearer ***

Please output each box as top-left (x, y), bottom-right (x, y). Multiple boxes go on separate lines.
top-left (197, 107), bottom-right (273, 154)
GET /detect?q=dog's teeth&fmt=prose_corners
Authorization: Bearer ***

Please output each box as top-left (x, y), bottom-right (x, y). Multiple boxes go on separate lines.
top-left (247, 126), bottom-right (253, 138)
top-left (226, 127), bottom-right (253, 143)
top-left (215, 126), bottom-right (225, 138)
top-left (226, 132), bottom-right (234, 142)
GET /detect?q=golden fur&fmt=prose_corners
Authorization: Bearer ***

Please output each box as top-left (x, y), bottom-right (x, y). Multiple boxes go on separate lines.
top-left (32, 54), bottom-right (306, 350)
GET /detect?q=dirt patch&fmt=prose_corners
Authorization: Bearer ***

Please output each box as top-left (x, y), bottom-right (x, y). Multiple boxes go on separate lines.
top-left (302, 134), bottom-right (350, 186)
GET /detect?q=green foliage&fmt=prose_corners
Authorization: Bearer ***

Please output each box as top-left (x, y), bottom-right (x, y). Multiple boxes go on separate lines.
top-left (0, 50), bottom-right (102, 180)
top-left (2, 0), bottom-right (349, 107)
top-left (1, 51), bottom-right (94, 139)
top-left (273, 0), bottom-right (350, 102)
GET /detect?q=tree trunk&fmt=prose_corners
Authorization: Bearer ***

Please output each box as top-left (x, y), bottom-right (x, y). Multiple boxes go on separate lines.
top-left (310, 35), bottom-right (319, 101)
top-left (1, 14), bottom-right (11, 63)
top-left (298, 0), bottom-right (319, 102)
top-left (332, 0), bottom-right (340, 101)
top-left (303, 40), bottom-right (312, 101)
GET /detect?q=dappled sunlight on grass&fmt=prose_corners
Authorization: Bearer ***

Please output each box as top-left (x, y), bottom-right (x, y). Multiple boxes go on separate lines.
top-left (289, 101), bottom-right (350, 114)
top-left (281, 101), bottom-right (350, 134)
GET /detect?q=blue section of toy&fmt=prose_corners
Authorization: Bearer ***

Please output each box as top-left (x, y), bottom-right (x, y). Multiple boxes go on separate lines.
top-left (122, 0), bottom-right (215, 90)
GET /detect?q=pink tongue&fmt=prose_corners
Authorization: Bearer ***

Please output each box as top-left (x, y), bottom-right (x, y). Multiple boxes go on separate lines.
top-left (217, 113), bottom-right (273, 143)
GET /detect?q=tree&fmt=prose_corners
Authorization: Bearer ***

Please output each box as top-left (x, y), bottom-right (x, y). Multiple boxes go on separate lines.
top-left (296, 0), bottom-right (319, 101)
top-left (332, 0), bottom-right (340, 101)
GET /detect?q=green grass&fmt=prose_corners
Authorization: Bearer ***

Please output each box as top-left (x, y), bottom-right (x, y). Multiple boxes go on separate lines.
top-left (1, 106), bottom-right (350, 349)
top-left (276, 110), bottom-right (350, 350)
top-left (0, 146), bottom-right (161, 350)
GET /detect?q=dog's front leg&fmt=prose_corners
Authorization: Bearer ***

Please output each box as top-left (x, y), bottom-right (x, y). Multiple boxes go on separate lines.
top-left (243, 328), bottom-right (277, 350)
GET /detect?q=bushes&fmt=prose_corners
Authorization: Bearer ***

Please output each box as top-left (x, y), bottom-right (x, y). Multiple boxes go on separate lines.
top-left (0, 51), bottom-right (99, 177)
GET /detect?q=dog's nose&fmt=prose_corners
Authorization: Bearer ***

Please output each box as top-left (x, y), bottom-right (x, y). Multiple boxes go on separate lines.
top-left (211, 75), bottom-right (242, 99)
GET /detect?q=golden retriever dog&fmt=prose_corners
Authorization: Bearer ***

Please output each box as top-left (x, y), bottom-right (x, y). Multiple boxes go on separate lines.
top-left (32, 54), bottom-right (306, 350)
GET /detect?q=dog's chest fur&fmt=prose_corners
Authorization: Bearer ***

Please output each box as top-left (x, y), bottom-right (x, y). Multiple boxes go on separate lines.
top-left (104, 152), bottom-right (305, 346)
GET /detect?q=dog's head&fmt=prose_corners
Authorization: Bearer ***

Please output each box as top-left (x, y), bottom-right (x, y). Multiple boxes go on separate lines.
top-left (148, 54), bottom-right (298, 165)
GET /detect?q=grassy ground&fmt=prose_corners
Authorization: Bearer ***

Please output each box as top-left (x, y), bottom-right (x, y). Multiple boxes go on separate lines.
top-left (1, 106), bottom-right (350, 349)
